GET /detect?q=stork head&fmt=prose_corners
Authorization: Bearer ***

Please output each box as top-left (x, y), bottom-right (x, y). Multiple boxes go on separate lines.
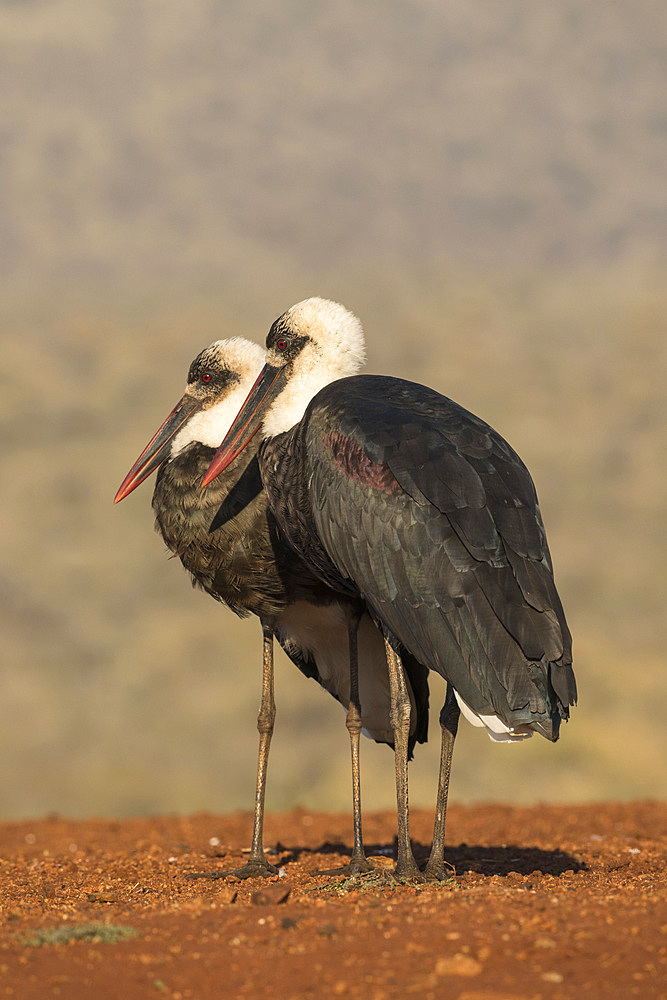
top-left (202, 298), bottom-right (365, 483)
top-left (261, 298), bottom-right (365, 436)
top-left (114, 338), bottom-right (265, 503)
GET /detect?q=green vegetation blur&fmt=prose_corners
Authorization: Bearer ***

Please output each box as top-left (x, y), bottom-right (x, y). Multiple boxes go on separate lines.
top-left (1, 0), bottom-right (665, 818)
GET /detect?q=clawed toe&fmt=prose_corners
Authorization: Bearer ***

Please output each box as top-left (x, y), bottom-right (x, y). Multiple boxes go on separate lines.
top-left (313, 857), bottom-right (375, 877)
top-left (185, 859), bottom-right (279, 881)
top-left (422, 861), bottom-right (456, 883)
top-left (392, 868), bottom-right (426, 885)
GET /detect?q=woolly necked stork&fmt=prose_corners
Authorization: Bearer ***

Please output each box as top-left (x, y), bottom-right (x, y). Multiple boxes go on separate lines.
top-left (203, 298), bottom-right (577, 881)
top-left (114, 337), bottom-right (429, 879)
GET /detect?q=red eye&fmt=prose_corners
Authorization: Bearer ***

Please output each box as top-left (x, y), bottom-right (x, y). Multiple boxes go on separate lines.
top-left (276, 339), bottom-right (287, 351)
top-left (201, 372), bottom-right (212, 383)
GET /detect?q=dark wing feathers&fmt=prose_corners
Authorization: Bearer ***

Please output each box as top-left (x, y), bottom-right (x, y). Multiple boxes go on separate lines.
top-left (492, 502), bottom-right (543, 560)
top-left (390, 433), bottom-right (487, 512)
top-left (305, 375), bottom-right (575, 737)
top-left (448, 504), bottom-right (505, 563)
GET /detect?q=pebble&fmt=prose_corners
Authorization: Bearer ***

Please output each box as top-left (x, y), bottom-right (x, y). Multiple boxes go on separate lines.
top-left (86, 891), bottom-right (119, 903)
top-left (434, 954), bottom-right (482, 977)
top-left (251, 884), bottom-right (290, 906)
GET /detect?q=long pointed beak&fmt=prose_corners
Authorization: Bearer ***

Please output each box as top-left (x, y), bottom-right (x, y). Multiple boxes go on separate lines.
top-left (114, 394), bottom-right (203, 503)
top-left (202, 364), bottom-right (288, 487)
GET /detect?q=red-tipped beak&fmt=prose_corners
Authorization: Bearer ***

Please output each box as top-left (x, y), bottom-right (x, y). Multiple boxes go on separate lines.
top-left (114, 395), bottom-right (203, 503)
top-left (202, 364), bottom-right (288, 487)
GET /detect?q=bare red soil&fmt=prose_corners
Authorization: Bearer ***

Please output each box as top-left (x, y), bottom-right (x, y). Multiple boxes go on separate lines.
top-left (1, 802), bottom-right (665, 1000)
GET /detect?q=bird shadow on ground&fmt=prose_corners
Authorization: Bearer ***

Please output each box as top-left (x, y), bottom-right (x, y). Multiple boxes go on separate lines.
top-left (438, 842), bottom-right (585, 877)
top-left (274, 840), bottom-right (585, 877)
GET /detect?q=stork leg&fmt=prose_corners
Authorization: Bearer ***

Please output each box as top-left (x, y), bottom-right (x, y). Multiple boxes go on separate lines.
top-left (186, 622), bottom-right (279, 880)
top-left (423, 683), bottom-right (460, 881)
top-left (316, 612), bottom-right (373, 876)
top-left (384, 636), bottom-right (422, 882)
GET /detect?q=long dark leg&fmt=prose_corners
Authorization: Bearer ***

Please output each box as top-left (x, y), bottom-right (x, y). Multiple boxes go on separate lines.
top-left (384, 636), bottom-right (422, 881)
top-left (186, 622), bottom-right (278, 881)
top-left (345, 615), bottom-right (372, 871)
top-left (423, 683), bottom-right (460, 880)
top-left (243, 622), bottom-right (279, 873)
top-left (316, 613), bottom-right (373, 876)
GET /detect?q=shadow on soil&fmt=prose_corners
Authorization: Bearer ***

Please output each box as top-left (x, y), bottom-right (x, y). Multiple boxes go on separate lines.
top-left (276, 840), bottom-right (585, 877)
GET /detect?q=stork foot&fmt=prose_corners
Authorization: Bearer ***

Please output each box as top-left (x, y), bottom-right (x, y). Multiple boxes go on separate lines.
top-left (313, 855), bottom-right (375, 877)
top-left (392, 871), bottom-right (426, 885)
top-left (422, 859), bottom-right (456, 883)
top-left (392, 857), bottom-right (425, 885)
top-left (185, 858), bottom-right (279, 881)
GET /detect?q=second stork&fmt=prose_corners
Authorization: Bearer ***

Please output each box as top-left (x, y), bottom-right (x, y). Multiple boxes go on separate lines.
top-left (204, 297), bottom-right (577, 881)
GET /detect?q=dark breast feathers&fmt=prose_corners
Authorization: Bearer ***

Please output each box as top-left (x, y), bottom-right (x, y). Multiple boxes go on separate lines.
top-left (153, 440), bottom-right (291, 620)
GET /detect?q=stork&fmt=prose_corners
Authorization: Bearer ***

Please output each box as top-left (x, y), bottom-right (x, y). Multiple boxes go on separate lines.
top-left (203, 298), bottom-right (577, 881)
top-left (114, 337), bottom-right (428, 879)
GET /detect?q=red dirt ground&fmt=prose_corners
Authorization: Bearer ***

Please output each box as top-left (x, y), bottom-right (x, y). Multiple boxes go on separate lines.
top-left (1, 802), bottom-right (665, 999)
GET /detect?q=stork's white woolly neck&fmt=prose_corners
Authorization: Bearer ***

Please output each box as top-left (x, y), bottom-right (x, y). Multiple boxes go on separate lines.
top-left (261, 298), bottom-right (366, 438)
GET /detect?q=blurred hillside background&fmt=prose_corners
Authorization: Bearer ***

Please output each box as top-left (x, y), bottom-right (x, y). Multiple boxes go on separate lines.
top-left (1, 0), bottom-right (665, 820)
